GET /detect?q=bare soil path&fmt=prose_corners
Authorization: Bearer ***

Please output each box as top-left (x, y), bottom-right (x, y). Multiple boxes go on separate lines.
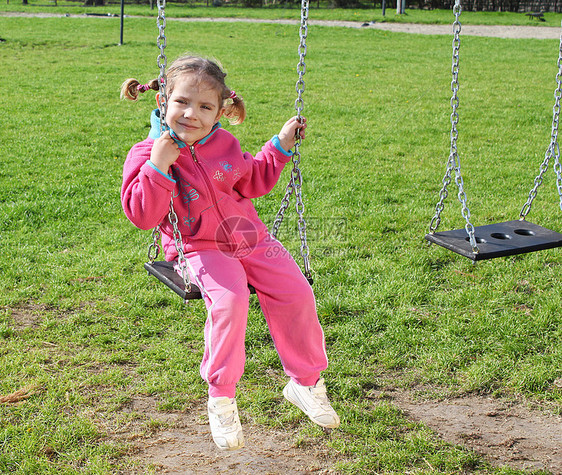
top-left (2, 11), bottom-right (562, 39)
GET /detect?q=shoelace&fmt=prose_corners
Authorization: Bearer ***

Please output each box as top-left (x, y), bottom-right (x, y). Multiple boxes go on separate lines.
top-left (212, 403), bottom-right (237, 430)
top-left (310, 385), bottom-right (331, 408)
top-left (218, 411), bottom-right (235, 426)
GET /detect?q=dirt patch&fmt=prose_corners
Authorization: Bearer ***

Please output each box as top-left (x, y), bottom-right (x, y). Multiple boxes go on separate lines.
top-left (5, 302), bottom-right (94, 331)
top-left (7, 303), bottom-right (48, 330)
top-left (112, 396), bottom-right (339, 474)
top-left (111, 390), bottom-right (562, 474)
top-left (383, 388), bottom-right (562, 474)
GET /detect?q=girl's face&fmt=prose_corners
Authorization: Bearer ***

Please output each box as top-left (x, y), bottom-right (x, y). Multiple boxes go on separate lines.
top-left (164, 75), bottom-right (225, 145)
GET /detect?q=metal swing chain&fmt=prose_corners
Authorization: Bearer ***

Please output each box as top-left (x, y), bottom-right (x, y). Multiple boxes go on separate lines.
top-left (292, 0), bottom-right (312, 279)
top-left (270, 0), bottom-right (308, 238)
top-left (148, 0), bottom-right (167, 265)
top-left (271, 176), bottom-right (294, 239)
top-left (149, 0), bottom-right (192, 295)
top-left (156, 0), bottom-right (168, 135)
top-left (271, 0), bottom-right (312, 279)
top-left (168, 197), bottom-right (192, 294)
top-left (428, 0), bottom-right (478, 253)
top-left (520, 20), bottom-right (562, 219)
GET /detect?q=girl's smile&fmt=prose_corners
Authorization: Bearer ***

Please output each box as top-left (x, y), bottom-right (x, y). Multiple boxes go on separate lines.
top-left (164, 76), bottom-right (225, 145)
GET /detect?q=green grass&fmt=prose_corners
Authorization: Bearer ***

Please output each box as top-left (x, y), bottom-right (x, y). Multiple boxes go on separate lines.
top-left (1, 12), bottom-right (561, 474)
top-left (4, 1), bottom-right (562, 26)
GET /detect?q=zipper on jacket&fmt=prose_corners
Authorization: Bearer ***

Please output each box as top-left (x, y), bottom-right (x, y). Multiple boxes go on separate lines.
top-left (189, 145), bottom-right (198, 163)
top-left (188, 144), bottom-right (235, 248)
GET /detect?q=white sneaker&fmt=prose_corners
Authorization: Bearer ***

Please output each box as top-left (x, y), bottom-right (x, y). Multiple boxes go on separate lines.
top-left (283, 378), bottom-right (340, 429)
top-left (207, 396), bottom-right (245, 450)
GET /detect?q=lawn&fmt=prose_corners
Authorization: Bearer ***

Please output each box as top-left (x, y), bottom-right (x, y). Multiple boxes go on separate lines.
top-left (4, 0), bottom-right (562, 26)
top-left (0, 10), bottom-right (561, 474)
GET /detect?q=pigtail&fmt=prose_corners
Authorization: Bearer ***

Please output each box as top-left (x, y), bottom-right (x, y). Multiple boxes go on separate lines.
top-left (224, 92), bottom-right (246, 125)
top-left (120, 78), bottom-right (159, 101)
top-left (122, 57), bottom-right (246, 126)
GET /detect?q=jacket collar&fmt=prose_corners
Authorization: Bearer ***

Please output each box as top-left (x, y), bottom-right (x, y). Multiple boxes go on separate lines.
top-left (148, 109), bottom-right (221, 148)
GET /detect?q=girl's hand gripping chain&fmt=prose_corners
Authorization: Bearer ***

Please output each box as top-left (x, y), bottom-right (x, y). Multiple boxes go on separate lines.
top-left (150, 131), bottom-right (180, 174)
top-left (278, 116), bottom-right (307, 153)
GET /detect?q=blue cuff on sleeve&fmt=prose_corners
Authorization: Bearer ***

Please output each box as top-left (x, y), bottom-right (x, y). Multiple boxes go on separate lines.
top-left (272, 135), bottom-right (293, 157)
top-left (146, 160), bottom-right (176, 183)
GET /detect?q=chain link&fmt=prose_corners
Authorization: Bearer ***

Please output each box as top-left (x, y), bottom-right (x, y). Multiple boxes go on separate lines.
top-left (520, 20), bottom-right (562, 219)
top-left (148, 226), bottom-right (161, 263)
top-left (428, 0), bottom-right (478, 253)
top-left (271, 0), bottom-right (311, 279)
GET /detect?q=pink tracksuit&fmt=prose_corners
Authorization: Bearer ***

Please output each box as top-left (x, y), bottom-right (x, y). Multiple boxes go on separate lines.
top-left (121, 113), bottom-right (328, 398)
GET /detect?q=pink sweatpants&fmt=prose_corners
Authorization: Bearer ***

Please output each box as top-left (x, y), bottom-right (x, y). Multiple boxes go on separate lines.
top-left (182, 233), bottom-right (328, 398)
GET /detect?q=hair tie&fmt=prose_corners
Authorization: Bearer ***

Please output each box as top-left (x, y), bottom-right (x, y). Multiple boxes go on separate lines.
top-left (229, 90), bottom-right (237, 99)
top-left (137, 83), bottom-right (151, 93)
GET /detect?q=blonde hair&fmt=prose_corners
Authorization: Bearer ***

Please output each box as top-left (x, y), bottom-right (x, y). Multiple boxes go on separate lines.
top-left (120, 55), bottom-right (246, 125)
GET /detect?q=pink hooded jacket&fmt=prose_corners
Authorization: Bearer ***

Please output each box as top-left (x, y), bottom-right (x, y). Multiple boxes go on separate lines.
top-left (121, 115), bottom-right (293, 261)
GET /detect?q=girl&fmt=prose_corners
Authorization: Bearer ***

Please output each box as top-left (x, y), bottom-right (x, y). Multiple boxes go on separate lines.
top-left (121, 55), bottom-right (339, 451)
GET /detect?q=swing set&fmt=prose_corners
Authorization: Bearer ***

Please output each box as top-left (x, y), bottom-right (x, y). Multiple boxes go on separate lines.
top-left (143, 0), bottom-right (313, 301)
top-left (426, 0), bottom-right (562, 260)
top-left (142, 0), bottom-right (562, 302)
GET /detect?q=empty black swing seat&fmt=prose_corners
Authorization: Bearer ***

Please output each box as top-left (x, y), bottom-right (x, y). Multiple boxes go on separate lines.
top-left (425, 220), bottom-right (562, 261)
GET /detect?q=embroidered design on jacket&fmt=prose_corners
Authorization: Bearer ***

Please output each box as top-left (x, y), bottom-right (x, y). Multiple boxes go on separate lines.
top-left (185, 189), bottom-right (199, 202)
top-left (171, 170), bottom-right (200, 232)
top-left (219, 161), bottom-right (232, 172)
top-left (172, 173), bottom-right (200, 203)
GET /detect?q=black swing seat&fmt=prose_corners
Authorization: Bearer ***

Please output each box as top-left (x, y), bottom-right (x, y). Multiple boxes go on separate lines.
top-left (145, 260), bottom-right (313, 300)
top-left (144, 261), bottom-right (253, 300)
top-left (425, 220), bottom-right (562, 261)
